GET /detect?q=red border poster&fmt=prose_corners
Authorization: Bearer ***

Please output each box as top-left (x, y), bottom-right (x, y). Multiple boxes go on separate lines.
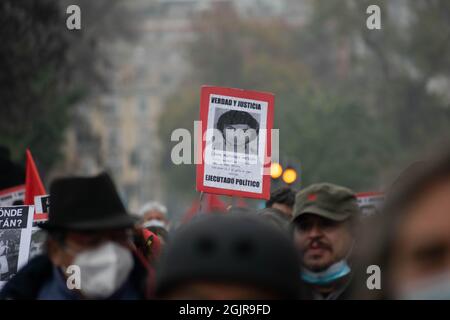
top-left (33, 195), bottom-right (49, 221)
top-left (356, 192), bottom-right (384, 216)
top-left (0, 185), bottom-right (25, 207)
top-left (196, 86), bottom-right (274, 199)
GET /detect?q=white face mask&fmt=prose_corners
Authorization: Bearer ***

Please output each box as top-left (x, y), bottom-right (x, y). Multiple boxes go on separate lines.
top-left (142, 219), bottom-right (167, 229)
top-left (70, 241), bottom-right (134, 299)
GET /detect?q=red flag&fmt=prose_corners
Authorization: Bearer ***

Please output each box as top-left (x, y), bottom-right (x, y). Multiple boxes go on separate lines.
top-left (205, 194), bottom-right (227, 212)
top-left (181, 199), bottom-right (200, 223)
top-left (24, 149), bottom-right (46, 205)
top-left (235, 197), bottom-right (248, 208)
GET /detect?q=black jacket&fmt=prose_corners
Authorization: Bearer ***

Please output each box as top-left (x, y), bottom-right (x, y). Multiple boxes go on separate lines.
top-left (0, 254), bottom-right (152, 300)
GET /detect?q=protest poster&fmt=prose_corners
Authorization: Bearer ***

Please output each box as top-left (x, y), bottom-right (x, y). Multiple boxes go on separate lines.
top-left (34, 194), bottom-right (49, 221)
top-left (356, 192), bottom-right (385, 217)
top-left (0, 206), bottom-right (34, 287)
top-left (0, 185), bottom-right (25, 207)
top-left (196, 86), bottom-right (274, 199)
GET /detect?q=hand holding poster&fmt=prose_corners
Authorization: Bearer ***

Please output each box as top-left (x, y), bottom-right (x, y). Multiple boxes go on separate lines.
top-left (196, 86), bottom-right (274, 199)
top-left (0, 206), bottom-right (34, 286)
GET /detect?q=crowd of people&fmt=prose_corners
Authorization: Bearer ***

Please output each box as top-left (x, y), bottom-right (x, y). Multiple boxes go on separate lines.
top-left (1, 147), bottom-right (450, 300)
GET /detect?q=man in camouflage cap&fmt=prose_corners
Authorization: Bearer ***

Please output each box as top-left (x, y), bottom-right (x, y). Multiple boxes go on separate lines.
top-left (291, 183), bottom-right (360, 300)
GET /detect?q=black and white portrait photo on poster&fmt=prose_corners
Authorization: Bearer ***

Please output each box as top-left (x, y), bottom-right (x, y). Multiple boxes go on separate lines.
top-left (29, 229), bottom-right (46, 260)
top-left (0, 206), bottom-right (34, 288)
top-left (29, 195), bottom-right (48, 259)
top-left (212, 108), bottom-right (260, 162)
top-left (0, 229), bottom-right (21, 281)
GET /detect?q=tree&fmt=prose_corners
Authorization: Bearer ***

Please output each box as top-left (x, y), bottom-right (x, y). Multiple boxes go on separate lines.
top-left (295, 0), bottom-right (450, 165)
top-left (0, 0), bottom-right (139, 177)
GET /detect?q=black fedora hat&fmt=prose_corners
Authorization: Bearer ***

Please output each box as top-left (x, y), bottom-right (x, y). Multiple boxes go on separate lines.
top-left (40, 172), bottom-right (135, 231)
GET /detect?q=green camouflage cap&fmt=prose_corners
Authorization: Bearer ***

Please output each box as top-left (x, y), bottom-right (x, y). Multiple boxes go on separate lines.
top-left (293, 183), bottom-right (360, 222)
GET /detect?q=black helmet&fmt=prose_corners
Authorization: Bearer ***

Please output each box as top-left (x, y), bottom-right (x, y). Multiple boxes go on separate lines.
top-left (156, 213), bottom-right (300, 298)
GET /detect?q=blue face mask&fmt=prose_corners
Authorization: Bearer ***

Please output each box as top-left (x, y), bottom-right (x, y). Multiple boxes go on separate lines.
top-left (301, 260), bottom-right (351, 285)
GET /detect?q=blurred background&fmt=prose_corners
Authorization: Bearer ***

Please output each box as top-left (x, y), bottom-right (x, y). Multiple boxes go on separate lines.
top-left (1, 0), bottom-right (450, 221)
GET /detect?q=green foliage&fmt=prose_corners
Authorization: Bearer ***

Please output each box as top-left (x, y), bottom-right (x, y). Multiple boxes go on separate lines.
top-left (0, 0), bottom-right (138, 178)
top-left (159, 86), bottom-right (199, 200)
top-left (160, 1), bottom-right (450, 199)
top-left (276, 90), bottom-right (396, 189)
top-left (0, 0), bottom-right (73, 173)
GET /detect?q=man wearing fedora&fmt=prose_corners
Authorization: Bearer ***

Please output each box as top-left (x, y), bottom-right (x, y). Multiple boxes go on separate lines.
top-left (0, 172), bottom-right (154, 300)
